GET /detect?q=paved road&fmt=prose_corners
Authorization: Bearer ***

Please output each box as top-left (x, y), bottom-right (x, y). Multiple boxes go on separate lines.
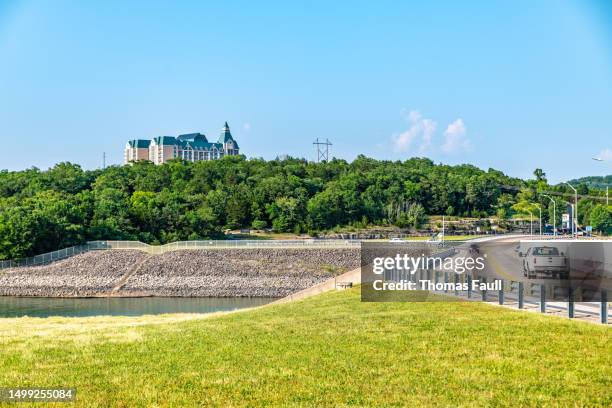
top-left (445, 236), bottom-right (610, 322)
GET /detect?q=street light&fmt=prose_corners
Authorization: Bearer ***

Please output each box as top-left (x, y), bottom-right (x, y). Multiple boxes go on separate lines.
top-left (541, 194), bottom-right (556, 236)
top-left (564, 182), bottom-right (578, 238)
top-left (533, 204), bottom-right (542, 236)
top-left (526, 210), bottom-right (534, 235)
top-left (560, 199), bottom-right (575, 238)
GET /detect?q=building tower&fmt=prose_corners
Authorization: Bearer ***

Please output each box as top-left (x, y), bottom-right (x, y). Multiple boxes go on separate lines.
top-left (218, 122), bottom-right (240, 156)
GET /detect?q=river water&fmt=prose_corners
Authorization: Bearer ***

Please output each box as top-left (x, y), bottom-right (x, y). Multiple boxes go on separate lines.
top-left (0, 297), bottom-right (276, 318)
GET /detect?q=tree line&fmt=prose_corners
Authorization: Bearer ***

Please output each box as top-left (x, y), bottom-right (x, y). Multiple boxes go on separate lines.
top-left (0, 156), bottom-right (610, 259)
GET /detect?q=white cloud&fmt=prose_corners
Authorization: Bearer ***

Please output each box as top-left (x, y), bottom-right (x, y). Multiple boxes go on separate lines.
top-left (441, 118), bottom-right (470, 154)
top-left (419, 119), bottom-right (436, 152)
top-left (597, 148), bottom-right (612, 161)
top-left (392, 109), bottom-right (437, 153)
top-left (243, 122), bottom-right (251, 132)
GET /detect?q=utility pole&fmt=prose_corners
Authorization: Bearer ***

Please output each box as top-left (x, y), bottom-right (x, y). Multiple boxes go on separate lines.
top-left (542, 194), bottom-right (556, 236)
top-left (103, 152), bottom-right (106, 169)
top-left (313, 138), bottom-right (332, 163)
top-left (565, 182), bottom-right (578, 238)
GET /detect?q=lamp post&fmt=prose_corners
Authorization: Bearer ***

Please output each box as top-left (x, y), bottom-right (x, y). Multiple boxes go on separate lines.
top-left (560, 200), bottom-right (575, 238)
top-left (564, 182), bottom-right (578, 238)
top-left (527, 210), bottom-right (533, 235)
top-left (533, 204), bottom-right (542, 236)
top-left (542, 194), bottom-right (556, 236)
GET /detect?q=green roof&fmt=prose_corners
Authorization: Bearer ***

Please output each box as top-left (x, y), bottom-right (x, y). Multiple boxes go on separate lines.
top-left (179, 139), bottom-right (223, 150)
top-left (177, 133), bottom-right (208, 143)
top-left (128, 139), bottom-right (151, 148)
top-left (218, 122), bottom-right (239, 148)
top-left (133, 125), bottom-right (238, 152)
top-left (153, 136), bottom-right (177, 146)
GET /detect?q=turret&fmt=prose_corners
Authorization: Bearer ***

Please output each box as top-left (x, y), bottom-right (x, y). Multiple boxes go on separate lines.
top-left (218, 122), bottom-right (240, 156)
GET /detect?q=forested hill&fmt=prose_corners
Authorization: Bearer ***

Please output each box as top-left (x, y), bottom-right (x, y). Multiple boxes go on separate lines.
top-left (0, 156), bottom-right (610, 260)
top-left (566, 175), bottom-right (612, 190)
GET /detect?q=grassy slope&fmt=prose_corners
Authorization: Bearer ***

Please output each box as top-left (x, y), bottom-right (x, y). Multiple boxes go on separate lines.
top-left (0, 289), bottom-right (610, 407)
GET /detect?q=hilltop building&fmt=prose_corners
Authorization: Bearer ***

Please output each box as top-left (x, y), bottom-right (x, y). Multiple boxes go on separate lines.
top-left (124, 122), bottom-right (240, 165)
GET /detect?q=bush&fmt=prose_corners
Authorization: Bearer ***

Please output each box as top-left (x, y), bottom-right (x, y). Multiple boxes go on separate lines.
top-left (251, 220), bottom-right (267, 230)
top-left (590, 204), bottom-right (612, 235)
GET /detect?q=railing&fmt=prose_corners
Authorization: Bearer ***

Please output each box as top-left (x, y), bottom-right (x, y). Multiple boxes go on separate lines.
top-left (0, 238), bottom-right (473, 270)
top-left (0, 239), bottom-right (363, 269)
top-left (406, 268), bottom-right (610, 325)
top-left (0, 244), bottom-right (98, 270)
top-left (92, 239), bottom-right (362, 254)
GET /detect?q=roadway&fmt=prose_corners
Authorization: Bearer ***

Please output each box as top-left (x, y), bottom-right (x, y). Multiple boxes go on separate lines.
top-left (443, 235), bottom-right (610, 322)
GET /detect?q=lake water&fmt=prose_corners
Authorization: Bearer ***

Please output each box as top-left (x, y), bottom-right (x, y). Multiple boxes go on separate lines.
top-left (0, 297), bottom-right (277, 318)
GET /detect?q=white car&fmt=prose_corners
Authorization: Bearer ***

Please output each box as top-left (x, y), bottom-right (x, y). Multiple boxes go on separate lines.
top-left (388, 237), bottom-right (403, 243)
top-left (521, 246), bottom-right (568, 279)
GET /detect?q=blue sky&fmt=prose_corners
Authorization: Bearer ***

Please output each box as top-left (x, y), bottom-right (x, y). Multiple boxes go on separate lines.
top-left (1, 0), bottom-right (611, 183)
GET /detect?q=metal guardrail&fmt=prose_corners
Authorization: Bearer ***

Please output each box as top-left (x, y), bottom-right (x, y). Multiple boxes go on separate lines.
top-left (421, 268), bottom-right (610, 325)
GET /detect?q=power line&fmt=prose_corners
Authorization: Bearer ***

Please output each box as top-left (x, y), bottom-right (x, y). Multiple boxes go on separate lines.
top-left (313, 138), bottom-right (332, 163)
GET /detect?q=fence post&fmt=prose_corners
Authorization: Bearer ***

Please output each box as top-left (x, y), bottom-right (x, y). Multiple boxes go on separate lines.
top-left (518, 282), bottom-right (524, 309)
top-left (601, 290), bottom-right (608, 324)
top-left (467, 275), bottom-right (472, 298)
top-left (568, 287), bottom-right (575, 319)
top-left (454, 273), bottom-right (459, 296)
top-left (481, 277), bottom-right (487, 301)
top-left (498, 279), bottom-right (504, 305)
top-left (540, 285), bottom-right (546, 313)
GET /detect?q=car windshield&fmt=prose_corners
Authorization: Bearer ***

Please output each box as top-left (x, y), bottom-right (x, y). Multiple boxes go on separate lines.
top-left (533, 247), bottom-right (559, 256)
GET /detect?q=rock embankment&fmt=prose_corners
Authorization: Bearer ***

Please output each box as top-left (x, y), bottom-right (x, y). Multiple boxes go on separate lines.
top-left (0, 248), bottom-right (360, 297)
top-left (0, 251), bottom-right (148, 297)
top-left (121, 248), bottom-right (360, 297)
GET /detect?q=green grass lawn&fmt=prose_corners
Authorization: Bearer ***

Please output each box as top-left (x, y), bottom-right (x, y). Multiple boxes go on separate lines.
top-left (0, 289), bottom-right (610, 407)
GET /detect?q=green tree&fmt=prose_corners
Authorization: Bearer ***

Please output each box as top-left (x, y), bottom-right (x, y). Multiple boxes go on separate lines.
top-left (396, 203), bottom-right (427, 230)
top-left (590, 204), bottom-right (612, 235)
top-left (267, 197), bottom-right (301, 232)
top-left (0, 156), bottom-right (540, 259)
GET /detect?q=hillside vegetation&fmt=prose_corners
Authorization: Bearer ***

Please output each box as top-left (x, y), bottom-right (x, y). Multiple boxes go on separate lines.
top-left (1, 156), bottom-right (610, 259)
top-left (0, 287), bottom-right (610, 407)
top-left (567, 175), bottom-right (612, 190)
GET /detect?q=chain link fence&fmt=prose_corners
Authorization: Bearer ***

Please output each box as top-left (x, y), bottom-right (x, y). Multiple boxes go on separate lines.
top-left (0, 244), bottom-right (94, 269)
top-left (0, 239), bottom-right (363, 269)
